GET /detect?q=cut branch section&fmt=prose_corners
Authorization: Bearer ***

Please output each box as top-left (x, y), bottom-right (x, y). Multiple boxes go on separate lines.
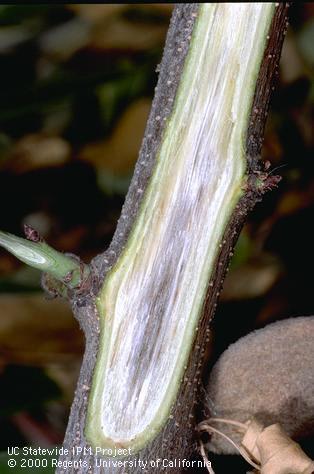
top-left (86, 3), bottom-right (276, 453)
top-left (0, 230), bottom-right (90, 292)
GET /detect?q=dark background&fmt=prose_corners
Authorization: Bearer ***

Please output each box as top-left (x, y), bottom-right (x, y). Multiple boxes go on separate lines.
top-left (0, 4), bottom-right (313, 473)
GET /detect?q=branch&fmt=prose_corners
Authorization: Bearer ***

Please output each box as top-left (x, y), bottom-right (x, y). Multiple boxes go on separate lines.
top-left (0, 227), bottom-right (90, 296)
top-left (86, 3), bottom-right (287, 454)
top-left (36, 3), bottom-right (288, 473)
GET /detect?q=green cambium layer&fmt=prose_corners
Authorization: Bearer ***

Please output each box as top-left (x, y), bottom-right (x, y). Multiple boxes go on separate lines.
top-left (86, 3), bottom-right (276, 455)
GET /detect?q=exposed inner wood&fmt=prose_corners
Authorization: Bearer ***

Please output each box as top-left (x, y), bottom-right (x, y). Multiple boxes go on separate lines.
top-left (86, 3), bottom-right (275, 453)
